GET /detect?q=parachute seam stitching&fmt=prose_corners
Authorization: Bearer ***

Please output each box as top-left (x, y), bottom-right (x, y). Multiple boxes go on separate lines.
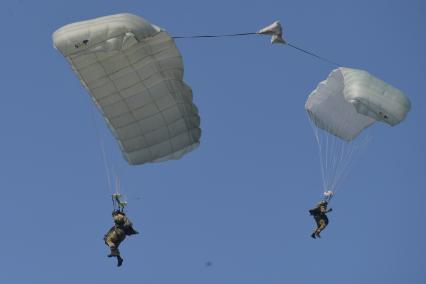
top-left (94, 50), bottom-right (155, 163)
top-left (127, 40), bottom-right (177, 156)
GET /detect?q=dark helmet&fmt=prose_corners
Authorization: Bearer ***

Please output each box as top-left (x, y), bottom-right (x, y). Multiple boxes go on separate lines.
top-left (113, 210), bottom-right (126, 216)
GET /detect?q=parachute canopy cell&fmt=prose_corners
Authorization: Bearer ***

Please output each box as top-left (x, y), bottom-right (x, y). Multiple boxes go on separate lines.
top-left (305, 67), bottom-right (411, 141)
top-left (53, 13), bottom-right (201, 165)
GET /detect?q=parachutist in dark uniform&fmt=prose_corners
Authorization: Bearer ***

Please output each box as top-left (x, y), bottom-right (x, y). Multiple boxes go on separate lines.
top-left (309, 200), bottom-right (332, 239)
top-left (104, 210), bottom-right (139, 267)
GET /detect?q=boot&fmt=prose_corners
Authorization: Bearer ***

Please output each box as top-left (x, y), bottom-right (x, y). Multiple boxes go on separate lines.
top-left (311, 232), bottom-right (316, 239)
top-left (117, 256), bottom-right (123, 267)
top-left (125, 226), bottom-right (139, 236)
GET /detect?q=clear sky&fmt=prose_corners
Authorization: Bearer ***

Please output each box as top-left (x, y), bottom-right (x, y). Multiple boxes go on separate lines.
top-left (0, 0), bottom-right (425, 283)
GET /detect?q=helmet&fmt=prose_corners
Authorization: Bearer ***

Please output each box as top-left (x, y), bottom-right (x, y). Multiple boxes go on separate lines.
top-left (113, 210), bottom-right (126, 216)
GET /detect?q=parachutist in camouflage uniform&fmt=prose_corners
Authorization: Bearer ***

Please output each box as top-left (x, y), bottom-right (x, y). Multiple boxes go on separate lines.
top-left (309, 200), bottom-right (332, 239)
top-left (104, 210), bottom-right (139, 267)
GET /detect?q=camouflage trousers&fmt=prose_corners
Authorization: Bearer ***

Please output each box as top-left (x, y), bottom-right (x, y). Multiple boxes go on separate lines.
top-left (104, 226), bottom-right (126, 256)
top-left (313, 216), bottom-right (329, 235)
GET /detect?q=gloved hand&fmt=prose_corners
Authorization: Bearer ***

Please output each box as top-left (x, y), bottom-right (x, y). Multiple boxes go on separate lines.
top-left (328, 208), bottom-right (333, 212)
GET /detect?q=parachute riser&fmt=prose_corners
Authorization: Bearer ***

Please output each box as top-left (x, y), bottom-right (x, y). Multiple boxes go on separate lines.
top-left (112, 193), bottom-right (128, 213)
top-left (323, 190), bottom-right (335, 203)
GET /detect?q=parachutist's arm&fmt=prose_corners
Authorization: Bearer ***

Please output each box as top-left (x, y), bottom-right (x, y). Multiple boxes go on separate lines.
top-left (326, 208), bottom-right (333, 213)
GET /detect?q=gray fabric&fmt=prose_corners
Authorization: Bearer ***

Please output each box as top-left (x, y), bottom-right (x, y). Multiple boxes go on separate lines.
top-left (306, 69), bottom-right (374, 141)
top-left (53, 13), bottom-right (201, 165)
top-left (257, 21), bottom-right (286, 44)
top-left (340, 67), bottom-right (411, 126)
top-left (306, 67), bottom-right (410, 141)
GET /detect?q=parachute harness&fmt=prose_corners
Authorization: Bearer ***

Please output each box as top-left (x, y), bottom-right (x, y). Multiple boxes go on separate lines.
top-left (111, 177), bottom-right (128, 212)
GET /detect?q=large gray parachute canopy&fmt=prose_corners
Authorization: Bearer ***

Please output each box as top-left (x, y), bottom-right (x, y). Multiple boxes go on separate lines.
top-left (53, 13), bottom-right (201, 165)
top-left (305, 67), bottom-right (411, 141)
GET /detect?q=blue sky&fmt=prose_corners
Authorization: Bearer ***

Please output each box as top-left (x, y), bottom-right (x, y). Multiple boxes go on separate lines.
top-left (0, 0), bottom-right (425, 283)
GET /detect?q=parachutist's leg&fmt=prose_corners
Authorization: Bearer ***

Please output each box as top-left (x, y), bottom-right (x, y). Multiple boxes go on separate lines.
top-left (117, 255), bottom-right (123, 267)
top-left (108, 246), bottom-right (120, 257)
top-left (311, 218), bottom-right (320, 239)
top-left (315, 219), bottom-right (328, 238)
top-left (106, 241), bottom-right (123, 266)
top-left (127, 226), bottom-right (139, 235)
top-left (106, 238), bottom-right (121, 257)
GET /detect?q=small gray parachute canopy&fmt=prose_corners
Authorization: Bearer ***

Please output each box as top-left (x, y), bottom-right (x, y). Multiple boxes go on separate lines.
top-left (53, 13), bottom-right (201, 166)
top-left (306, 67), bottom-right (411, 195)
top-left (257, 21), bottom-right (286, 44)
top-left (306, 67), bottom-right (411, 141)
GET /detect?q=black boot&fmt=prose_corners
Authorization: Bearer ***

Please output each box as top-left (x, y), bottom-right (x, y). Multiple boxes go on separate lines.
top-left (311, 232), bottom-right (316, 239)
top-left (117, 256), bottom-right (123, 267)
top-left (125, 226), bottom-right (139, 235)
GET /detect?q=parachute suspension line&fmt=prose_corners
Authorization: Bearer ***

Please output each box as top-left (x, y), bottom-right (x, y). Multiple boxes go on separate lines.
top-left (115, 176), bottom-right (120, 195)
top-left (326, 127), bottom-right (346, 192)
top-left (71, 54), bottom-right (116, 195)
top-left (173, 31), bottom-right (340, 67)
top-left (332, 132), bottom-right (372, 195)
top-left (286, 43), bottom-right (341, 67)
top-left (328, 136), bottom-right (351, 193)
top-left (311, 117), bottom-right (326, 192)
top-left (334, 138), bottom-right (348, 188)
top-left (307, 113), bottom-right (327, 192)
top-left (320, 130), bottom-right (351, 195)
top-left (328, 137), bottom-right (346, 192)
top-left (330, 139), bottom-right (356, 194)
top-left (323, 126), bottom-right (336, 192)
top-left (307, 112), bottom-right (371, 199)
top-left (320, 128), bottom-right (371, 198)
top-left (172, 32), bottom-right (257, 39)
top-left (324, 126), bottom-right (330, 190)
top-left (325, 129), bottom-right (332, 189)
top-left (329, 130), bottom-right (340, 190)
top-left (89, 103), bottom-right (116, 195)
top-left (89, 96), bottom-right (128, 211)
